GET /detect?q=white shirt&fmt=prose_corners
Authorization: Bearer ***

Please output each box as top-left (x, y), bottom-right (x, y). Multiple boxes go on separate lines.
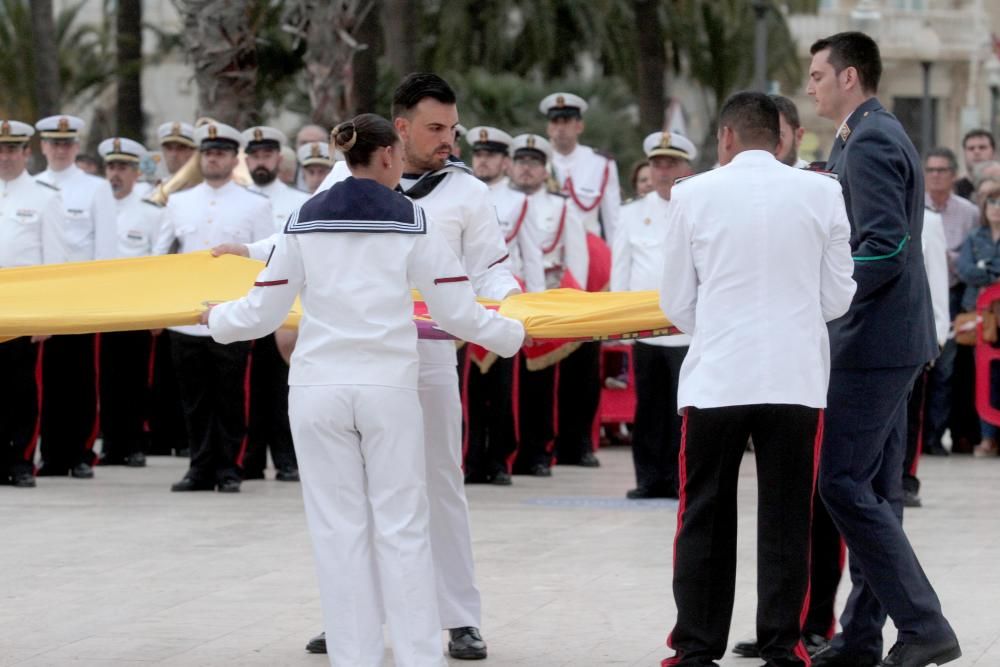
top-left (612, 192), bottom-right (691, 348)
top-left (156, 180), bottom-right (274, 336)
top-left (523, 187), bottom-right (589, 289)
top-left (0, 171), bottom-right (65, 267)
top-left (113, 190), bottom-right (166, 258)
top-left (551, 143), bottom-right (621, 243)
top-left (249, 179), bottom-right (311, 232)
top-left (922, 208), bottom-right (950, 346)
top-left (208, 190), bottom-right (524, 389)
top-left (488, 177), bottom-right (509, 192)
top-left (660, 150), bottom-right (856, 411)
top-left (489, 184), bottom-right (545, 293)
top-left (37, 164), bottom-right (117, 261)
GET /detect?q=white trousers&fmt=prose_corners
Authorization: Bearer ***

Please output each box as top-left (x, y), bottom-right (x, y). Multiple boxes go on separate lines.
top-left (418, 360), bottom-right (482, 630)
top-left (289, 385), bottom-right (445, 667)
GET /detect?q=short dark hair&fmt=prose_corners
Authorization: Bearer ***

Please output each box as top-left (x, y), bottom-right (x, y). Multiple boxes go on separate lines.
top-left (963, 128), bottom-right (996, 150)
top-left (332, 113), bottom-right (399, 168)
top-left (925, 147), bottom-right (958, 172)
top-left (810, 31), bottom-right (882, 94)
top-left (769, 94), bottom-right (800, 130)
top-left (391, 73), bottom-right (457, 119)
top-left (718, 91), bottom-right (780, 149)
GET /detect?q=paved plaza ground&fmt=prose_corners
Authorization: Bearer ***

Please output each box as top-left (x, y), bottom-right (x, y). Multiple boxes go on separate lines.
top-left (2, 446), bottom-right (998, 666)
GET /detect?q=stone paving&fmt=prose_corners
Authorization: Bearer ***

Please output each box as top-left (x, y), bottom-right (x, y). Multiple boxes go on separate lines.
top-left (2, 446), bottom-right (997, 666)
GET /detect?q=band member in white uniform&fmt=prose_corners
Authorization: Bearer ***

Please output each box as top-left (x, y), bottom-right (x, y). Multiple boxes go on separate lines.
top-left (154, 121), bottom-right (273, 493)
top-left (462, 127), bottom-right (543, 485)
top-left (96, 137), bottom-right (166, 468)
top-left (157, 121), bottom-right (197, 179)
top-left (241, 126), bottom-right (311, 482)
top-left (34, 114), bottom-right (117, 480)
top-left (297, 141), bottom-right (334, 193)
top-left (611, 130), bottom-right (695, 500)
top-left (0, 120), bottom-right (65, 488)
top-left (205, 114), bottom-right (525, 667)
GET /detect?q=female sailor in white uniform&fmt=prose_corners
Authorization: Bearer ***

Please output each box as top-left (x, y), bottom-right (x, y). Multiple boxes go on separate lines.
top-left (203, 114), bottom-right (525, 667)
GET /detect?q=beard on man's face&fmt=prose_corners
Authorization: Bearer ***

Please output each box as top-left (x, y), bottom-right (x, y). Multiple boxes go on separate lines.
top-left (251, 166), bottom-right (278, 185)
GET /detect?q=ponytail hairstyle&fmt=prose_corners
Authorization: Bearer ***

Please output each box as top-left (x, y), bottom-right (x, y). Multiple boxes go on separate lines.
top-left (331, 114), bottom-right (399, 168)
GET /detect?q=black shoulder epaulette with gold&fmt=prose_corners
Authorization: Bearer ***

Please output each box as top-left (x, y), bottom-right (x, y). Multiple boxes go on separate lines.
top-left (240, 185), bottom-right (268, 197)
top-left (672, 172), bottom-right (703, 188)
top-left (35, 179), bottom-right (59, 191)
top-left (142, 198), bottom-right (165, 208)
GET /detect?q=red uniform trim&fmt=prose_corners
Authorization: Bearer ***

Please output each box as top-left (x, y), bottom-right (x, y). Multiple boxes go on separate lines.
top-left (506, 354), bottom-right (523, 474)
top-left (910, 371), bottom-right (927, 476)
top-left (85, 334), bottom-right (102, 465)
top-left (794, 410), bottom-right (826, 667)
top-left (235, 342), bottom-right (254, 467)
top-left (254, 279), bottom-right (288, 287)
top-left (25, 341), bottom-right (44, 463)
top-left (504, 198), bottom-right (529, 244)
top-left (433, 275), bottom-right (470, 285)
top-left (460, 349), bottom-right (473, 469)
top-left (662, 409), bottom-right (690, 665)
top-left (564, 160), bottom-right (611, 213)
top-left (487, 253), bottom-right (509, 269)
top-left (541, 202), bottom-right (568, 255)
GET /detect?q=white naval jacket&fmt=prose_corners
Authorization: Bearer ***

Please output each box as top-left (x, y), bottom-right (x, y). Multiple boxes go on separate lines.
top-left (660, 150), bottom-right (856, 411)
top-left (612, 192), bottom-right (691, 348)
top-left (0, 171), bottom-right (66, 267)
top-left (551, 143), bottom-right (621, 243)
top-left (113, 190), bottom-right (166, 258)
top-left (249, 179), bottom-right (311, 232)
top-left (37, 164), bottom-right (117, 261)
top-left (156, 180), bottom-right (274, 337)
top-left (524, 187), bottom-right (588, 289)
top-left (208, 177), bottom-right (525, 389)
top-left (489, 184), bottom-right (545, 293)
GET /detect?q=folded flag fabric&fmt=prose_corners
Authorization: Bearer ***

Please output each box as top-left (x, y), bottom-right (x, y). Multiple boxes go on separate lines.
top-left (0, 252), bottom-right (678, 342)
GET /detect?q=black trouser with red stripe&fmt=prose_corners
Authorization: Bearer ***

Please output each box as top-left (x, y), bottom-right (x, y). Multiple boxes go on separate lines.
top-left (0, 337), bottom-right (41, 479)
top-left (555, 342), bottom-right (600, 463)
top-left (463, 355), bottom-right (517, 480)
top-left (39, 334), bottom-right (99, 471)
top-left (903, 368), bottom-right (929, 496)
top-left (149, 332), bottom-right (188, 455)
top-left (99, 331), bottom-right (152, 461)
top-left (668, 404), bottom-right (822, 667)
top-left (512, 358), bottom-right (556, 471)
top-left (802, 497), bottom-right (845, 639)
top-left (631, 343), bottom-right (687, 494)
top-left (243, 335), bottom-right (296, 477)
top-left (170, 332), bottom-right (250, 484)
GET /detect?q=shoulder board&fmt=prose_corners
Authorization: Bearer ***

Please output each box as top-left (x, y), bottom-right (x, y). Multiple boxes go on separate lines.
top-left (35, 179), bottom-right (59, 191)
top-left (925, 204), bottom-right (938, 213)
top-left (594, 149), bottom-right (616, 161)
top-left (803, 168), bottom-right (839, 181)
top-left (672, 173), bottom-right (704, 187)
top-left (239, 185), bottom-right (268, 197)
top-left (142, 198), bottom-right (165, 208)
top-left (545, 188), bottom-right (567, 198)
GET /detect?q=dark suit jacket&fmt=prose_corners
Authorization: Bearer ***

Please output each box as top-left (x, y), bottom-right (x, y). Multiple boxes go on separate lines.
top-left (826, 97), bottom-right (937, 369)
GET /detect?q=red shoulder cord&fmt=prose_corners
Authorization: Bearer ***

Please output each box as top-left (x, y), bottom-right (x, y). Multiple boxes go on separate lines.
top-left (563, 159), bottom-right (610, 213)
top-left (504, 197), bottom-right (529, 244)
top-left (541, 200), bottom-right (567, 255)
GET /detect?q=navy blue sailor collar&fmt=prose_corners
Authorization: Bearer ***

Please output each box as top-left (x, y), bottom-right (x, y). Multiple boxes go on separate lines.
top-left (285, 176), bottom-right (426, 234)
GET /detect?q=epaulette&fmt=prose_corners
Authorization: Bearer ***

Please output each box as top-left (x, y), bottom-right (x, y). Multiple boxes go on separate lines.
top-left (803, 167), bottom-right (840, 181)
top-left (142, 198), bottom-right (165, 208)
top-left (545, 187), bottom-right (568, 198)
top-left (240, 185), bottom-right (268, 197)
top-left (672, 172), bottom-right (704, 188)
top-left (35, 179), bottom-right (59, 191)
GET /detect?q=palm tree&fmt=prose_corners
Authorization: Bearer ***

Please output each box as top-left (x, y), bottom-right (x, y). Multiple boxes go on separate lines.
top-left (116, 0), bottom-right (143, 139)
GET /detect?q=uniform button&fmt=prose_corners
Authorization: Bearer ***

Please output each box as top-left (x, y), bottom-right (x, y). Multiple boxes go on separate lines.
top-left (207, 219), bottom-right (212, 224)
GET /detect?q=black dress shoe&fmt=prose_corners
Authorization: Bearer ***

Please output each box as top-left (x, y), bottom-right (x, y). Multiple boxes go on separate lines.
top-left (903, 489), bottom-right (922, 508)
top-left (880, 639), bottom-right (961, 666)
top-left (275, 467), bottom-right (300, 482)
top-left (811, 643), bottom-right (880, 667)
top-left (627, 486), bottom-right (679, 500)
top-left (217, 479), bottom-right (241, 493)
top-left (71, 462), bottom-right (94, 479)
top-left (733, 638), bottom-right (760, 657)
top-left (491, 469), bottom-right (512, 486)
top-left (305, 631), bottom-right (326, 654)
top-left (11, 471), bottom-right (37, 488)
top-left (578, 451), bottom-right (601, 467)
top-left (804, 634), bottom-right (831, 657)
top-left (170, 477), bottom-right (215, 492)
top-left (530, 463), bottom-right (552, 477)
top-left (124, 452), bottom-right (146, 467)
top-left (448, 626), bottom-right (487, 659)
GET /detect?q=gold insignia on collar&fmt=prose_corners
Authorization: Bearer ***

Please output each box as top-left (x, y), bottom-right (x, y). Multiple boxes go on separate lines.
top-left (838, 124), bottom-right (852, 143)
top-left (643, 217), bottom-right (651, 225)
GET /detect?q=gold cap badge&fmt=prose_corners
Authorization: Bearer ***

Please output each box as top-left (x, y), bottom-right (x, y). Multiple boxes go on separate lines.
top-left (207, 125), bottom-right (217, 139)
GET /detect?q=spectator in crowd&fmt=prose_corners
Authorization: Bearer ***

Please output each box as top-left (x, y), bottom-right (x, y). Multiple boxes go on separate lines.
top-left (629, 159), bottom-right (652, 198)
top-left (956, 183), bottom-right (1000, 458)
top-left (955, 129), bottom-right (995, 200)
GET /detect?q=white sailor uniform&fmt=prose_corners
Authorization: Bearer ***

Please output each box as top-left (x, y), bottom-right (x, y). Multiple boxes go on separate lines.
top-left (208, 176), bottom-right (523, 667)
top-left (249, 179), bottom-right (311, 232)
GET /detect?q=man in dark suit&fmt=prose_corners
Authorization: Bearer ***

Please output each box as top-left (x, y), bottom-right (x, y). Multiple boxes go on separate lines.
top-left (807, 32), bottom-right (961, 667)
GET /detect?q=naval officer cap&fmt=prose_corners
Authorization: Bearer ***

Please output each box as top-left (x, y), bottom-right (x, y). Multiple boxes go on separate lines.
top-left (0, 120), bottom-right (35, 144)
top-left (35, 114), bottom-right (85, 141)
top-left (158, 121), bottom-right (196, 148)
top-left (297, 141), bottom-right (333, 167)
top-left (194, 121), bottom-right (244, 152)
top-left (539, 92), bottom-right (588, 120)
top-left (511, 133), bottom-right (553, 164)
top-left (467, 126), bottom-right (513, 155)
top-left (642, 129), bottom-right (697, 162)
top-left (242, 126), bottom-right (289, 153)
top-left (98, 137), bottom-right (148, 164)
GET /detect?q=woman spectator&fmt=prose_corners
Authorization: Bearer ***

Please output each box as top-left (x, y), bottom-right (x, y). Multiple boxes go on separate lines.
top-left (629, 159), bottom-right (652, 198)
top-left (957, 183), bottom-right (1000, 456)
